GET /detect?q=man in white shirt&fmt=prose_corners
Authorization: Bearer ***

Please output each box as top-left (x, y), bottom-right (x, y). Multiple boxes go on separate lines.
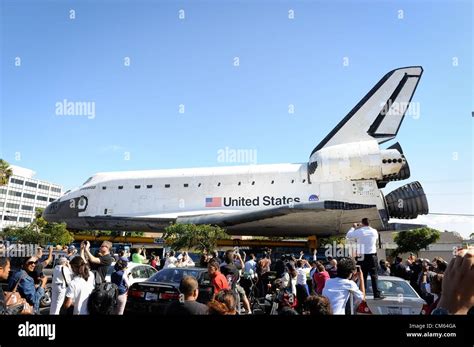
top-left (322, 257), bottom-right (365, 314)
top-left (346, 218), bottom-right (384, 299)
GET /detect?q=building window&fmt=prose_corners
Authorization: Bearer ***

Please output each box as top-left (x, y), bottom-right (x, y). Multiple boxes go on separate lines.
top-left (23, 193), bottom-right (35, 199)
top-left (183, 184), bottom-right (188, 188)
top-left (147, 185), bottom-right (153, 189)
top-left (165, 184), bottom-right (170, 188)
top-left (9, 191), bottom-right (22, 197)
top-left (21, 205), bottom-right (33, 211)
top-left (135, 185), bottom-right (141, 189)
top-left (37, 196), bottom-right (48, 201)
top-left (6, 203), bottom-right (20, 209)
top-left (19, 217), bottom-right (32, 223)
top-left (39, 184), bottom-right (49, 190)
top-left (118, 186), bottom-right (123, 190)
top-left (25, 181), bottom-right (38, 188)
top-left (11, 178), bottom-right (24, 185)
top-left (3, 215), bottom-right (17, 221)
top-left (51, 187), bottom-right (61, 193)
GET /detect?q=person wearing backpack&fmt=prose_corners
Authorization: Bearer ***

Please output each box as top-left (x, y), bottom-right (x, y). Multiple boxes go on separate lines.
top-left (62, 256), bottom-right (95, 315)
top-left (49, 257), bottom-right (71, 315)
top-left (111, 258), bottom-right (129, 315)
top-left (220, 250), bottom-right (251, 314)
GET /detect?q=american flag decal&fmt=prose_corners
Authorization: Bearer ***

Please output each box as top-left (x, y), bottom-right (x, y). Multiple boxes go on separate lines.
top-left (205, 197), bottom-right (222, 207)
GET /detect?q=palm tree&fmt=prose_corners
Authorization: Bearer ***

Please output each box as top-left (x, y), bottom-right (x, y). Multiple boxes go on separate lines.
top-left (0, 159), bottom-right (13, 186)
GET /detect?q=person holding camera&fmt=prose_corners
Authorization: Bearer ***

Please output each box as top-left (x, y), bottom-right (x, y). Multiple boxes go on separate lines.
top-left (322, 257), bottom-right (365, 315)
top-left (49, 257), bottom-right (72, 315)
top-left (80, 240), bottom-right (114, 283)
top-left (346, 218), bottom-right (384, 299)
top-left (131, 247), bottom-right (148, 264)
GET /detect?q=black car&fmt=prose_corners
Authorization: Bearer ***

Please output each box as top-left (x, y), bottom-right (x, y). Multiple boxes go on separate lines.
top-left (126, 267), bottom-right (213, 314)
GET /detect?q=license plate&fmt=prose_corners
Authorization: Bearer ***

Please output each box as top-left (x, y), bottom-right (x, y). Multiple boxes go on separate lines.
top-left (387, 307), bottom-right (403, 315)
top-left (145, 292), bottom-right (158, 301)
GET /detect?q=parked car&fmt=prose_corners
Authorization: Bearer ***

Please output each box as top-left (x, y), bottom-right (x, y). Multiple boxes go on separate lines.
top-left (126, 267), bottom-right (213, 314)
top-left (105, 262), bottom-right (158, 286)
top-left (356, 276), bottom-right (428, 315)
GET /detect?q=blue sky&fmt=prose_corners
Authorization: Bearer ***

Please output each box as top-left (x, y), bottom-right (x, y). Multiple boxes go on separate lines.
top-left (1, 0), bottom-right (472, 237)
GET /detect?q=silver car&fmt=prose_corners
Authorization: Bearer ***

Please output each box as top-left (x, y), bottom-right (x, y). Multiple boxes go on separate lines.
top-left (356, 276), bottom-right (428, 315)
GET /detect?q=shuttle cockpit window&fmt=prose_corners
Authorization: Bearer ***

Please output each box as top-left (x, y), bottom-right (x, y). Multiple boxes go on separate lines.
top-left (82, 177), bottom-right (93, 185)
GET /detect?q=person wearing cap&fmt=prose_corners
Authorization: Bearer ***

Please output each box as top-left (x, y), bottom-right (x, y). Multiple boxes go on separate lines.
top-left (7, 256), bottom-right (47, 313)
top-left (81, 240), bottom-right (114, 283)
top-left (67, 245), bottom-right (78, 260)
top-left (111, 258), bottom-right (130, 315)
top-left (49, 257), bottom-right (72, 315)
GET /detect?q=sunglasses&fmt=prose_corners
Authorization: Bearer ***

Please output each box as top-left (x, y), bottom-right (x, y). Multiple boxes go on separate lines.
top-left (27, 261), bottom-right (38, 265)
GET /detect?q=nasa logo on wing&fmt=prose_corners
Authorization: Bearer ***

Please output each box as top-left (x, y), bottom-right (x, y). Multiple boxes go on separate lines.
top-left (308, 194), bottom-right (319, 202)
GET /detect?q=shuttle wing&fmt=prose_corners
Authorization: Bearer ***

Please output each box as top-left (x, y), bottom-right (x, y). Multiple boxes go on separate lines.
top-left (84, 200), bottom-right (382, 236)
top-left (311, 66), bottom-right (423, 155)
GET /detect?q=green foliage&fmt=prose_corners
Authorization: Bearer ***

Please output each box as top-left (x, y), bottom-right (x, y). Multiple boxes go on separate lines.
top-left (393, 227), bottom-right (441, 256)
top-left (163, 223), bottom-right (229, 253)
top-left (0, 208), bottom-right (74, 246)
top-left (0, 159), bottom-right (13, 186)
top-left (319, 235), bottom-right (346, 247)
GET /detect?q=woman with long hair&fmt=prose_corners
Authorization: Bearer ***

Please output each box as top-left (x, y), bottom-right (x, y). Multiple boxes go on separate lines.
top-left (62, 256), bottom-right (95, 315)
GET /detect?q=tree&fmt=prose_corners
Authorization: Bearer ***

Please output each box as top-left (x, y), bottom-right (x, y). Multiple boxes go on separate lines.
top-left (470, 232), bottom-right (474, 240)
top-left (0, 159), bottom-right (13, 186)
top-left (0, 208), bottom-right (74, 246)
top-left (163, 223), bottom-right (230, 253)
top-left (393, 227), bottom-right (441, 256)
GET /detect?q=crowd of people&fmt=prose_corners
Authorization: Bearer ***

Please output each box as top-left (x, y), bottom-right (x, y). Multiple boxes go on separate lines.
top-left (0, 218), bottom-right (473, 316)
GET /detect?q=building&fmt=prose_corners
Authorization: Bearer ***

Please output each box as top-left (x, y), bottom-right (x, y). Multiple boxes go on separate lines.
top-left (0, 165), bottom-right (62, 231)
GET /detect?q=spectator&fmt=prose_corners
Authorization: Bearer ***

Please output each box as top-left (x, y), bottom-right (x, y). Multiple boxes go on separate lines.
top-left (220, 250), bottom-right (251, 314)
top-left (62, 256), bottom-right (95, 315)
top-left (244, 253), bottom-right (257, 278)
top-left (378, 260), bottom-right (391, 276)
top-left (131, 247), bottom-right (148, 264)
top-left (322, 257), bottom-right (365, 315)
top-left (7, 256), bottom-right (46, 313)
top-left (313, 261), bottom-right (330, 295)
top-left (281, 263), bottom-right (297, 297)
top-left (211, 250), bottom-right (222, 265)
top-left (392, 256), bottom-right (411, 280)
top-left (49, 257), bottom-right (72, 315)
top-left (165, 276), bottom-right (209, 315)
top-left (433, 248), bottom-right (473, 315)
top-left (305, 295), bottom-right (333, 315)
top-left (81, 240), bottom-right (114, 283)
top-left (346, 218), bottom-right (384, 299)
top-left (207, 289), bottom-right (237, 315)
top-left (207, 259), bottom-right (229, 297)
top-left (423, 273), bottom-right (443, 315)
top-left (29, 246), bottom-right (53, 287)
top-left (0, 257), bottom-right (16, 315)
top-left (326, 258), bottom-right (338, 278)
top-left (67, 245), bottom-right (78, 260)
top-left (295, 259), bottom-right (310, 312)
top-left (277, 292), bottom-right (299, 316)
top-left (111, 258), bottom-right (130, 315)
top-left (176, 252), bottom-right (195, 267)
top-left (309, 260), bottom-right (318, 292)
top-left (164, 250), bottom-right (177, 269)
top-left (150, 255), bottom-right (160, 269)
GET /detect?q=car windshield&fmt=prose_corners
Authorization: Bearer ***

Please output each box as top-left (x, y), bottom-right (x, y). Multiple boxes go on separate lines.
top-left (367, 279), bottom-right (418, 297)
top-left (149, 268), bottom-right (204, 284)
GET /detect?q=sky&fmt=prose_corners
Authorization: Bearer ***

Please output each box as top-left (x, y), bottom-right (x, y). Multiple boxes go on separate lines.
top-left (1, 0), bottom-right (472, 238)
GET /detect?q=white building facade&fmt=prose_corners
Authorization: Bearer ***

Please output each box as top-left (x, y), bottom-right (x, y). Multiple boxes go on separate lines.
top-left (0, 165), bottom-right (62, 231)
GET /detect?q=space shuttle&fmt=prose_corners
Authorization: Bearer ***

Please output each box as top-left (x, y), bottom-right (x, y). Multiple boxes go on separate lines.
top-left (43, 66), bottom-right (429, 237)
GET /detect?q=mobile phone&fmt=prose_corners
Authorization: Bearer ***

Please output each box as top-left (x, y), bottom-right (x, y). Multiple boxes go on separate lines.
top-left (356, 265), bottom-right (361, 272)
